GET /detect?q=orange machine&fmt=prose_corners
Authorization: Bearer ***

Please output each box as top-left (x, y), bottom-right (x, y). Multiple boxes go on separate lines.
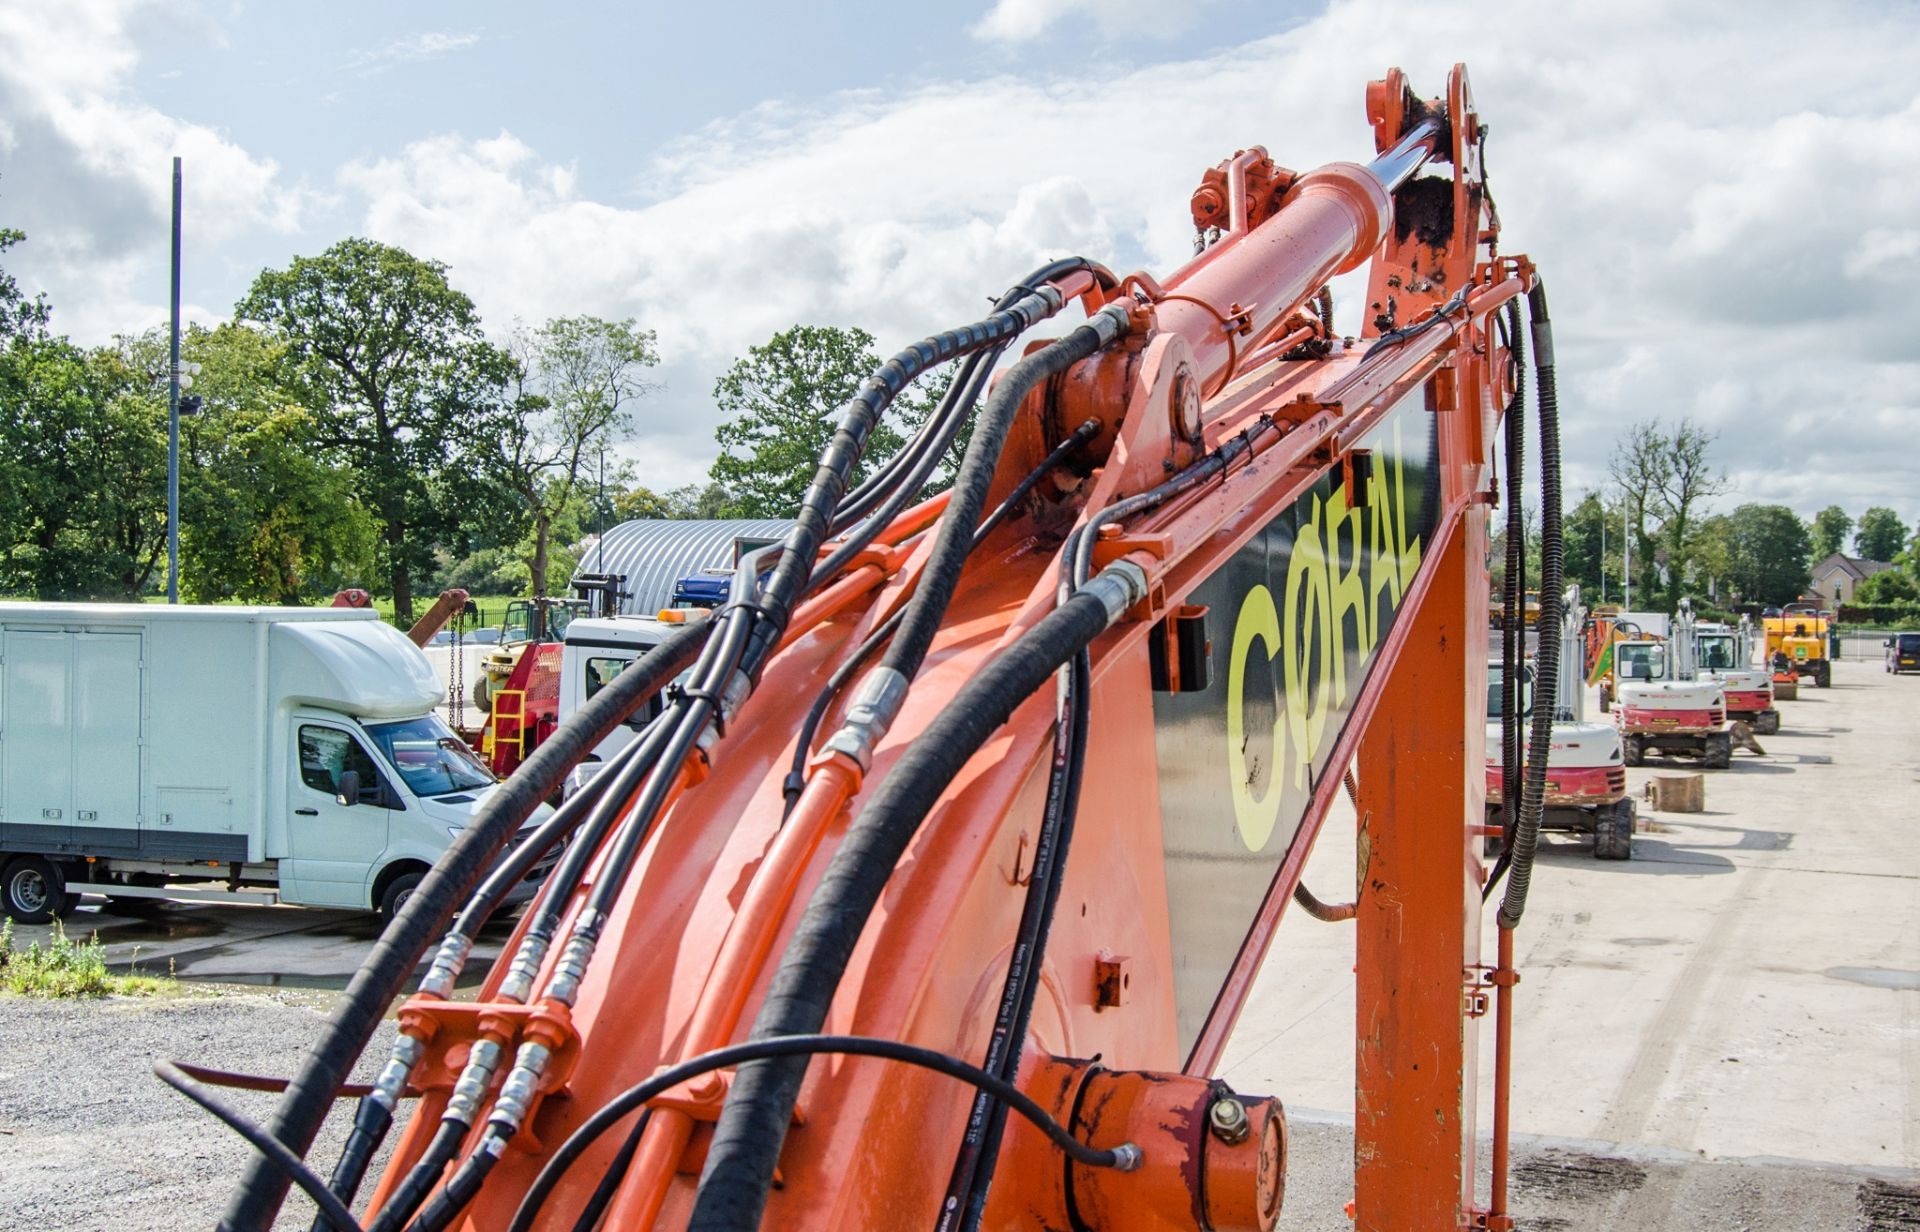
top-left (196, 65), bottom-right (1565, 1232)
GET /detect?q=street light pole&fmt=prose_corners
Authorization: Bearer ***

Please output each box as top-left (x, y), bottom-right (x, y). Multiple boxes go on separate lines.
top-left (167, 156), bottom-right (182, 604)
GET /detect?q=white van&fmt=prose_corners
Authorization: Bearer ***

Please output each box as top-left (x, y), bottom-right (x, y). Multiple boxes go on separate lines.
top-left (0, 603), bottom-right (551, 923)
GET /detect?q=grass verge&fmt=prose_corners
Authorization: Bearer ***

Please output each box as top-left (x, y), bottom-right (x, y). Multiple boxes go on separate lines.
top-left (0, 919), bottom-right (180, 998)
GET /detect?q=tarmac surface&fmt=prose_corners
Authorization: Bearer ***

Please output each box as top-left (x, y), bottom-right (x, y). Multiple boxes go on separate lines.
top-left (1222, 656), bottom-right (1920, 1226)
top-left (0, 660), bottom-right (1915, 1228)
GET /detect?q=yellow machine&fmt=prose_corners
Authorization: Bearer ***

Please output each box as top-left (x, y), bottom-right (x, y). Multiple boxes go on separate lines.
top-left (1762, 603), bottom-right (1831, 692)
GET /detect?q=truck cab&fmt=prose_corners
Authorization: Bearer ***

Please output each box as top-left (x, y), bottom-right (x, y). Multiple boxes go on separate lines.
top-left (556, 614), bottom-right (683, 797)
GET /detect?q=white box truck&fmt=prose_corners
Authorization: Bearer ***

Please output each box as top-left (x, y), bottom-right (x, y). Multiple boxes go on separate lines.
top-left (0, 602), bottom-right (552, 924)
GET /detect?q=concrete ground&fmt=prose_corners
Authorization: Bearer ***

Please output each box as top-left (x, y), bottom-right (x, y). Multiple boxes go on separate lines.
top-left (1221, 656), bottom-right (1920, 1226)
top-left (1, 661), bottom-right (1915, 1228)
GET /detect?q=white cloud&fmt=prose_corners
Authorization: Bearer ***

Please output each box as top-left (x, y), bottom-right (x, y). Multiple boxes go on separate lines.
top-left (343, 30), bottom-right (481, 76)
top-left (0, 0), bottom-right (301, 338)
top-left (329, 1), bottom-right (1920, 510)
top-left (971, 0), bottom-right (1229, 43)
top-left (9, 0), bottom-right (1919, 519)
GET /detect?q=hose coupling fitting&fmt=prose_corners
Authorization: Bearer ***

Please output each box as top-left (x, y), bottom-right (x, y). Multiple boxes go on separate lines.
top-left (489, 1043), bottom-right (553, 1133)
top-left (1087, 301), bottom-right (1135, 346)
top-left (497, 932), bottom-right (552, 1005)
top-left (1084, 559), bottom-right (1152, 624)
top-left (417, 932), bottom-right (473, 1000)
top-left (821, 666), bottom-right (910, 772)
top-left (443, 1037), bottom-right (504, 1126)
top-left (545, 916), bottom-right (603, 1006)
top-left (369, 1035), bottom-right (425, 1113)
top-left (1109, 1142), bottom-right (1144, 1172)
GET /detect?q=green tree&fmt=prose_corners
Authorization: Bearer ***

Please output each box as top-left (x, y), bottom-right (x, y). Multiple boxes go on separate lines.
top-left (0, 225), bottom-right (50, 343)
top-left (237, 238), bottom-right (517, 622)
top-left (166, 324), bottom-right (379, 601)
top-left (1854, 506), bottom-right (1905, 562)
top-left (1609, 418), bottom-right (1725, 611)
top-left (0, 336), bottom-right (170, 599)
top-left (1722, 504), bottom-right (1812, 605)
top-left (487, 316), bottom-right (659, 595)
top-left (1854, 568), bottom-right (1918, 605)
top-left (1808, 505), bottom-right (1852, 561)
top-left (1561, 491), bottom-right (1628, 603)
top-left (708, 325), bottom-right (951, 518)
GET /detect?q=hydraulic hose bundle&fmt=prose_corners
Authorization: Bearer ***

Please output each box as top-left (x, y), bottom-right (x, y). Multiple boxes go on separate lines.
top-left (209, 258), bottom-right (1119, 1232)
top-left (1491, 283), bottom-right (1562, 926)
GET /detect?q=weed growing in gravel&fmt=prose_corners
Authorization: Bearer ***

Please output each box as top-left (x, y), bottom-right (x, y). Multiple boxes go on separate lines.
top-left (0, 922), bottom-right (178, 998)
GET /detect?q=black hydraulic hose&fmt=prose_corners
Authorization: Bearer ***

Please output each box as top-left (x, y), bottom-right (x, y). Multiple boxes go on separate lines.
top-left (832, 256), bottom-right (1109, 533)
top-left (1498, 283), bottom-right (1561, 931)
top-left (881, 315), bottom-right (1125, 685)
top-left (782, 417), bottom-right (1103, 813)
top-left (1500, 301), bottom-right (1526, 865)
top-left (365, 1121), bottom-right (464, 1232)
top-left (569, 1109), bottom-right (652, 1232)
top-left (155, 1060), bottom-right (367, 1232)
top-left (740, 279), bottom-right (1084, 684)
top-left (517, 1034), bottom-right (1139, 1232)
top-left (358, 713), bottom-right (685, 1232)
top-left (827, 345), bottom-right (997, 539)
top-left (942, 646), bottom-right (1090, 1231)
top-left (222, 620), bottom-right (713, 1232)
top-left (690, 573), bottom-right (1138, 1231)
top-left (401, 601), bottom-right (765, 1232)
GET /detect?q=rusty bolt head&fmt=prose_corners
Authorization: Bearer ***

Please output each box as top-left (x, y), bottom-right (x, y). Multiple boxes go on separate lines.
top-left (1209, 1096), bottom-right (1251, 1145)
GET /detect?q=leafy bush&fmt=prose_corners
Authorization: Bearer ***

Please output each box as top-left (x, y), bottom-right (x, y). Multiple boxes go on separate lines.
top-left (0, 921), bottom-right (176, 998)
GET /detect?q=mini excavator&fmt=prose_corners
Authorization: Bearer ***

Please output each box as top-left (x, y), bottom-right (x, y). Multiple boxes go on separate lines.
top-left (188, 63), bottom-right (1567, 1232)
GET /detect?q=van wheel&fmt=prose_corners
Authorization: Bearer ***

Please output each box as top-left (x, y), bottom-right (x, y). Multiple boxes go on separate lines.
top-left (378, 871), bottom-right (425, 922)
top-left (3, 857), bottom-right (71, 925)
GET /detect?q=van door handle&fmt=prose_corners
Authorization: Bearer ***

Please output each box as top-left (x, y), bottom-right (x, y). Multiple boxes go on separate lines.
top-left (294, 807), bottom-right (319, 816)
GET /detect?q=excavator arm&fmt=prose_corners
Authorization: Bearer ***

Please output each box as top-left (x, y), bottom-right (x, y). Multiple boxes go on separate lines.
top-left (203, 63), bottom-right (1563, 1232)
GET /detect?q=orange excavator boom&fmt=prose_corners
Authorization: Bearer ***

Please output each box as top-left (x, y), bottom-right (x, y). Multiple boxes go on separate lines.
top-left (206, 63), bottom-right (1564, 1232)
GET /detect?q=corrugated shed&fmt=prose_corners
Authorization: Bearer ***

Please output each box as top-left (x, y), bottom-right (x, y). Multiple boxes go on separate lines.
top-left (573, 519), bottom-right (792, 616)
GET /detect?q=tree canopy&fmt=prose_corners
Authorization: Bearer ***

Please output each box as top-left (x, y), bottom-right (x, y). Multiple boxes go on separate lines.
top-left (1854, 506), bottom-right (1906, 562)
top-left (1722, 504), bottom-right (1812, 605)
top-left (237, 238), bottom-right (518, 620)
top-left (708, 324), bottom-right (951, 518)
top-left (1809, 505), bottom-right (1852, 560)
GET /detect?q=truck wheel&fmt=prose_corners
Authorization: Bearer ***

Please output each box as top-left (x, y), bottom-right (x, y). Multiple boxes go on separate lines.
top-left (1704, 733), bottom-right (1732, 770)
top-left (2, 856), bottom-right (71, 925)
top-left (1755, 711), bottom-right (1780, 736)
top-left (378, 871), bottom-right (425, 922)
top-left (1814, 662), bottom-right (1831, 688)
top-left (1623, 735), bottom-right (1645, 767)
top-left (471, 677), bottom-right (494, 714)
top-left (1594, 800), bottom-right (1634, 861)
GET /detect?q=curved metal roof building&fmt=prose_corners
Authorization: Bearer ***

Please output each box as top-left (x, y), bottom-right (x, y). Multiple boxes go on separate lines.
top-left (573, 519), bottom-right (791, 616)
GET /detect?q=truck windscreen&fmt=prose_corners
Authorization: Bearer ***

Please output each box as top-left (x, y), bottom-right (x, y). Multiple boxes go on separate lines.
top-left (366, 715), bottom-right (496, 797)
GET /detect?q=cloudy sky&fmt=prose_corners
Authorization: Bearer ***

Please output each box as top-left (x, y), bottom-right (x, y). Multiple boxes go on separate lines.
top-left (2, 0), bottom-right (1915, 529)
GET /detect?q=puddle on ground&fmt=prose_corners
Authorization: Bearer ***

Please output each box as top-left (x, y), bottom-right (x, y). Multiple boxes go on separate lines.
top-left (1825, 966), bottom-right (1920, 992)
top-left (87, 916), bottom-right (225, 943)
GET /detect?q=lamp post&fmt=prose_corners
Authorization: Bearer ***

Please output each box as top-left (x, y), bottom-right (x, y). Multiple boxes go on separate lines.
top-left (166, 157), bottom-right (202, 604)
top-left (167, 156), bottom-right (181, 603)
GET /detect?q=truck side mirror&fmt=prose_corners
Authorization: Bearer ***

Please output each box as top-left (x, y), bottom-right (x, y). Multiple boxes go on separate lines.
top-left (335, 769), bottom-right (362, 807)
